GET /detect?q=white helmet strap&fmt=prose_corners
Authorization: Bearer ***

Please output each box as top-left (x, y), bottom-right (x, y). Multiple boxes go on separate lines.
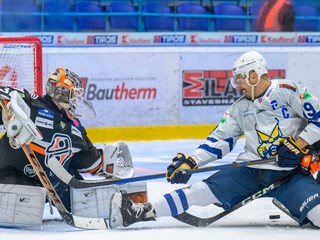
top-left (246, 72), bottom-right (261, 101)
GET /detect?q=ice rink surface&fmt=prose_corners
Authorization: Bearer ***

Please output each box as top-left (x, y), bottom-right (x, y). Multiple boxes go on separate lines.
top-left (1, 139), bottom-right (320, 240)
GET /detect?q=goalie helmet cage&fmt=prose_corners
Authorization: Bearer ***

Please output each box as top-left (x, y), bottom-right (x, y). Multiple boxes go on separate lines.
top-left (0, 37), bottom-right (42, 95)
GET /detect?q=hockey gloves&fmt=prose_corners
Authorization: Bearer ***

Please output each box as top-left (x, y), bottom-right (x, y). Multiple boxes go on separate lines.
top-left (94, 142), bottom-right (135, 179)
top-left (166, 153), bottom-right (198, 184)
top-left (277, 136), bottom-right (309, 168)
top-left (300, 155), bottom-right (320, 175)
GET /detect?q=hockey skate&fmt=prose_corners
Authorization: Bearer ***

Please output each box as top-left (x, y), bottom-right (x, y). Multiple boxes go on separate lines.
top-left (109, 190), bottom-right (156, 229)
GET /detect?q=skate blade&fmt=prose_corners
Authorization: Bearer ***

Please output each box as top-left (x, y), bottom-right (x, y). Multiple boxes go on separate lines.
top-left (109, 192), bottom-right (124, 229)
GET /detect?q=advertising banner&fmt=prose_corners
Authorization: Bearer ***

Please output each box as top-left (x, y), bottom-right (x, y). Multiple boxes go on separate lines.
top-left (3, 32), bottom-right (320, 46)
top-left (179, 52), bottom-right (289, 124)
top-left (42, 47), bottom-right (320, 127)
top-left (45, 51), bottom-right (179, 127)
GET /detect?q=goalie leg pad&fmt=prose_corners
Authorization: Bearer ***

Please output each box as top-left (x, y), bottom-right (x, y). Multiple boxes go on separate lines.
top-left (0, 184), bottom-right (46, 226)
top-left (70, 181), bottom-right (147, 218)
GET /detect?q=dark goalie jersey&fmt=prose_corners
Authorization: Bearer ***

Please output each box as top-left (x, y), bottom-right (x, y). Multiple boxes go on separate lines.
top-left (0, 87), bottom-right (101, 210)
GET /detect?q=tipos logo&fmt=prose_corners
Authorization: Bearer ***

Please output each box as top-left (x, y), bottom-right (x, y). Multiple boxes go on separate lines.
top-left (182, 70), bottom-right (286, 106)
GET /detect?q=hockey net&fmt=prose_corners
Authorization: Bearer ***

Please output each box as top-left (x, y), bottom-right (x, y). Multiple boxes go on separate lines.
top-left (0, 37), bottom-right (42, 95)
top-left (0, 37), bottom-right (42, 133)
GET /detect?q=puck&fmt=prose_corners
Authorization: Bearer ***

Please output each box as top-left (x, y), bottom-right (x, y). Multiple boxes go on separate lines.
top-left (269, 215), bottom-right (280, 219)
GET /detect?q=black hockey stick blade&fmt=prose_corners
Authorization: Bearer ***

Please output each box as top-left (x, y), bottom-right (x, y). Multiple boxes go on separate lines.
top-left (48, 157), bottom-right (276, 189)
top-left (174, 207), bottom-right (233, 227)
top-left (174, 170), bottom-right (296, 227)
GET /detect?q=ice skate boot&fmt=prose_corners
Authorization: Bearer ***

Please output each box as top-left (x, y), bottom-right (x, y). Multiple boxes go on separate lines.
top-left (109, 190), bottom-right (156, 229)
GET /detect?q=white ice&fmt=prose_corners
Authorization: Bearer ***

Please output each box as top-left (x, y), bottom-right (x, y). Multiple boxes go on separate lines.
top-left (0, 139), bottom-right (319, 240)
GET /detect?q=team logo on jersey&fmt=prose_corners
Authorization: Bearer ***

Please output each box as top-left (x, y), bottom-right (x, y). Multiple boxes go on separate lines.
top-left (23, 164), bottom-right (36, 177)
top-left (256, 119), bottom-right (284, 158)
top-left (45, 133), bottom-right (74, 167)
top-left (59, 121), bottom-right (67, 131)
top-left (244, 104), bottom-right (253, 117)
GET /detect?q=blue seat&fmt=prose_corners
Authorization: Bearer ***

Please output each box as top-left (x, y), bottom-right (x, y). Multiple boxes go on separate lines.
top-left (293, 4), bottom-right (318, 31)
top-left (44, 1), bottom-right (74, 31)
top-left (213, 2), bottom-right (246, 31)
top-left (75, 1), bottom-right (106, 31)
top-left (176, 3), bottom-right (208, 31)
top-left (250, 1), bottom-right (264, 31)
top-left (108, 2), bottom-right (139, 31)
top-left (143, 2), bottom-right (174, 31)
top-left (2, 0), bottom-right (41, 31)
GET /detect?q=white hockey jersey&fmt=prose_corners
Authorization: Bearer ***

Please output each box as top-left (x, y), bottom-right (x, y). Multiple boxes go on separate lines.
top-left (191, 79), bottom-right (320, 171)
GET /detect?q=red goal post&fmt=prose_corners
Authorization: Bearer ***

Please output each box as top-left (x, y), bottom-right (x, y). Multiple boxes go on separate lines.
top-left (0, 37), bottom-right (42, 95)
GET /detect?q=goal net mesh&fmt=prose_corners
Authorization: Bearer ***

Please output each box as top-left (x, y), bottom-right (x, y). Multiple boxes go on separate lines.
top-left (0, 37), bottom-right (42, 132)
top-left (0, 37), bottom-right (42, 95)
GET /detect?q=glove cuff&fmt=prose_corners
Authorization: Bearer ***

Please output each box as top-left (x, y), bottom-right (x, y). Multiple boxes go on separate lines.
top-left (288, 136), bottom-right (308, 154)
top-left (186, 155), bottom-right (198, 169)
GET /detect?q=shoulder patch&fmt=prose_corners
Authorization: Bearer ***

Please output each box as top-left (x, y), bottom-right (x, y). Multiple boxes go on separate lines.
top-left (37, 108), bottom-right (54, 119)
top-left (299, 91), bottom-right (313, 100)
top-left (279, 83), bottom-right (296, 92)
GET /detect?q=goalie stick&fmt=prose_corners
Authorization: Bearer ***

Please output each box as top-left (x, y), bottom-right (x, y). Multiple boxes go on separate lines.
top-left (0, 99), bottom-right (109, 230)
top-left (48, 156), bottom-right (276, 188)
top-left (173, 169), bottom-right (297, 227)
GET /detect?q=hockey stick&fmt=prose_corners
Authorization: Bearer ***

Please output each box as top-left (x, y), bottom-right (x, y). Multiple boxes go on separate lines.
top-left (0, 99), bottom-right (109, 230)
top-left (48, 156), bottom-right (276, 188)
top-left (272, 198), bottom-right (300, 223)
top-left (174, 170), bottom-right (297, 227)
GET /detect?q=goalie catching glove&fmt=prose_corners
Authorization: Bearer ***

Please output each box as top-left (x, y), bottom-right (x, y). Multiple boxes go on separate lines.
top-left (166, 153), bottom-right (198, 184)
top-left (94, 141), bottom-right (134, 179)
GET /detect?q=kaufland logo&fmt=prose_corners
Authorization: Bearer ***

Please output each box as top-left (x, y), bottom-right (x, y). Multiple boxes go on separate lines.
top-left (224, 35), bottom-right (258, 43)
top-left (261, 35), bottom-right (294, 44)
top-left (190, 34), bottom-right (198, 43)
top-left (298, 35), bottom-right (320, 43)
top-left (57, 34), bottom-right (85, 45)
top-left (153, 35), bottom-right (186, 43)
top-left (121, 34), bottom-right (151, 45)
top-left (87, 35), bottom-right (118, 44)
top-left (190, 34), bottom-right (221, 44)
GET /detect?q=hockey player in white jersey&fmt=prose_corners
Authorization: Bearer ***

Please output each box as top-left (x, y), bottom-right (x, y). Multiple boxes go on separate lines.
top-left (110, 51), bottom-right (320, 228)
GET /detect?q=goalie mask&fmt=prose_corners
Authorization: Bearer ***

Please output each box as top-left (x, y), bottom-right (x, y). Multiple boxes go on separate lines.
top-left (45, 68), bottom-right (96, 119)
